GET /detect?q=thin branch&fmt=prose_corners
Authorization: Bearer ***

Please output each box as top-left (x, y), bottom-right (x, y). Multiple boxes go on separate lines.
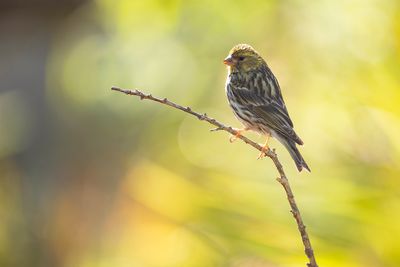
top-left (111, 86), bottom-right (318, 267)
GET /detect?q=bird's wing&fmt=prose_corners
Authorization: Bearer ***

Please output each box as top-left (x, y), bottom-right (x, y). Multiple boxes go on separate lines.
top-left (232, 86), bottom-right (303, 145)
top-left (251, 104), bottom-right (303, 145)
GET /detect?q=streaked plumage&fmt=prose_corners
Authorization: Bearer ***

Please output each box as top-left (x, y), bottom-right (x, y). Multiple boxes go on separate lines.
top-left (224, 44), bottom-right (310, 172)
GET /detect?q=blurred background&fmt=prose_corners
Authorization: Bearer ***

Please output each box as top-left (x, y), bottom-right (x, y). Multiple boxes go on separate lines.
top-left (1, 0), bottom-right (400, 266)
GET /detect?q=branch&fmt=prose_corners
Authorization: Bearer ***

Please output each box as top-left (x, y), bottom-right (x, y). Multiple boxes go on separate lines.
top-left (111, 86), bottom-right (318, 267)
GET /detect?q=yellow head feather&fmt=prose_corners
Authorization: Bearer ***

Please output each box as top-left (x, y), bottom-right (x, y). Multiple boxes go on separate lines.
top-left (226, 44), bottom-right (265, 72)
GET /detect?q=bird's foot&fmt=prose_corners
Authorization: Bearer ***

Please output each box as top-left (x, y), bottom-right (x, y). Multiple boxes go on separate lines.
top-left (229, 128), bottom-right (247, 143)
top-left (257, 135), bottom-right (271, 159)
top-left (257, 145), bottom-right (269, 159)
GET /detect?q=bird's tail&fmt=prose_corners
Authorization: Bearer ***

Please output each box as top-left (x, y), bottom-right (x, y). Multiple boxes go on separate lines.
top-left (279, 137), bottom-right (310, 172)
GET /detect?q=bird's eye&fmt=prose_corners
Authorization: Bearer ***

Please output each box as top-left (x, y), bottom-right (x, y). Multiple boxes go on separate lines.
top-left (238, 56), bottom-right (245, 61)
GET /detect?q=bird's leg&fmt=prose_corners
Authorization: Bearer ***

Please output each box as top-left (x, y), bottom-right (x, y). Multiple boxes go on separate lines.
top-left (257, 134), bottom-right (271, 159)
top-left (229, 128), bottom-right (248, 143)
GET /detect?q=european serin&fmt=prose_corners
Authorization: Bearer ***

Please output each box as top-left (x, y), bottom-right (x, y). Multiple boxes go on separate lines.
top-left (224, 44), bottom-right (310, 172)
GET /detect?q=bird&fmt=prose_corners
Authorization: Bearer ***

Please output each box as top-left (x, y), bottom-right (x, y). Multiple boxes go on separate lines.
top-left (223, 44), bottom-right (310, 172)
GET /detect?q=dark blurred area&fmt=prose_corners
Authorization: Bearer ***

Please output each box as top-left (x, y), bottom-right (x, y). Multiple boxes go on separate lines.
top-left (0, 1), bottom-right (106, 266)
top-left (1, 1), bottom-right (400, 267)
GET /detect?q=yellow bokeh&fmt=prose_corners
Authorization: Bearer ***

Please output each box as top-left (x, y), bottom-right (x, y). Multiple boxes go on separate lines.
top-left (1, 0), bottom-right (400, 266)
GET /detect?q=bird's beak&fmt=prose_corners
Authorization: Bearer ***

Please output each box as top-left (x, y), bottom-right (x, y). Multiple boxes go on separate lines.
top-left (223, 56), bottom-right (235, 66)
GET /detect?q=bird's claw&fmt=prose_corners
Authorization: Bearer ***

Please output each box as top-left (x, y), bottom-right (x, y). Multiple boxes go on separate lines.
top-left (257, 151), bottom-right (267, 159)
top-left (257, 144), bottom-right (269, 159)
top-left (229, 135), bottom-right (238, 143)
top-left (229, 128), bottom-right (247, 143)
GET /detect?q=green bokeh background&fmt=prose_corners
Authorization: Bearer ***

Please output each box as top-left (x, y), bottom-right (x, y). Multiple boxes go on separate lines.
top-left (1, 0), bottom-right (400, 266)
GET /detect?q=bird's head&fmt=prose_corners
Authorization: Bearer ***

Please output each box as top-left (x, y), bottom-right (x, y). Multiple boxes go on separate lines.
top-left (224, 44), bottom-right (265, 73)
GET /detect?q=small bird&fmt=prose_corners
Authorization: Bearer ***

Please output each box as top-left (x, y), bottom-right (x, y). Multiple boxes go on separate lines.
top-left (224, 44), bottom-right (310, 172)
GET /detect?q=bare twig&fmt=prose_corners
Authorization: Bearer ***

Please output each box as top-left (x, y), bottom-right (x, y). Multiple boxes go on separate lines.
top-left (111, 86), bottom-right (318, 267)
